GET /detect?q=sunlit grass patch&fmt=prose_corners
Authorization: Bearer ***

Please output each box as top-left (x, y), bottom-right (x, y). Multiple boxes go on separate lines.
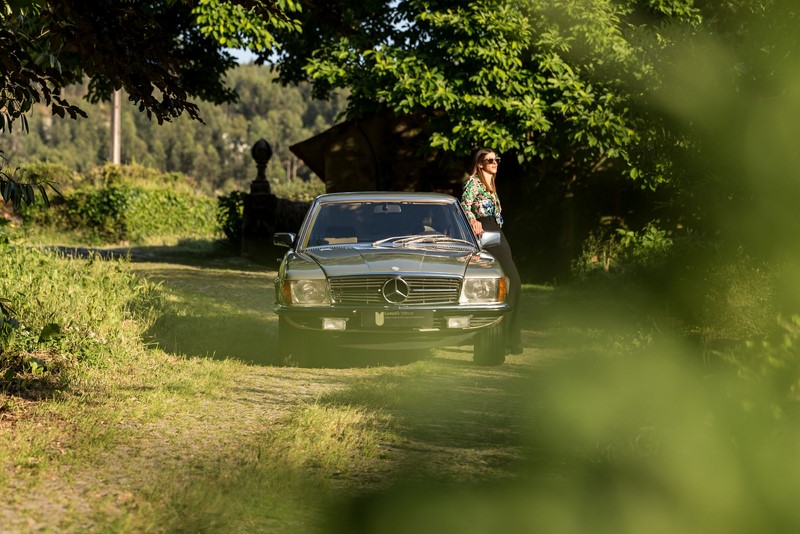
top-left (269, 402), bottom-right (394, 475)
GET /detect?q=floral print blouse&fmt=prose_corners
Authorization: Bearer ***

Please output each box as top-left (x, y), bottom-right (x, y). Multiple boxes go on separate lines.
top-left (461, 175), bottom-right (504, 226)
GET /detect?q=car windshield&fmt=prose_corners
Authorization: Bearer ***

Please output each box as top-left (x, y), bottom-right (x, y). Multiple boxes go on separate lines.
top-left (302, 200), bottom-right (475, 248)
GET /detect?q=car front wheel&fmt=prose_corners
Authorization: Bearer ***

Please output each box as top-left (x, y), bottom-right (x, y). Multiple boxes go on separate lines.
top-left (278, 316), bottom-right (316, 366)
top-left (473, 320), bottom-right (505, 366)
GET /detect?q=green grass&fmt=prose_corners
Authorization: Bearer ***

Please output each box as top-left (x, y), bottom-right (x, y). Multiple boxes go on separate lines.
top-left (268, 402), bottom-right (392, 473)
top-left (1, 242), bottom-right (162, 393)
top-left (135, 261), bottom-right (278, 364)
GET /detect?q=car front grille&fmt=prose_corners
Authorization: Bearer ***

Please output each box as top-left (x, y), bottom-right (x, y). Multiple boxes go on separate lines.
top-left (329, 276), bottom-right (461, 305)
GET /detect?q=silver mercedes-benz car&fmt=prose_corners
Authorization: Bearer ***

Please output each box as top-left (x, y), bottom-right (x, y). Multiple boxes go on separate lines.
top-left (273, 192), bottom-right (510, 366)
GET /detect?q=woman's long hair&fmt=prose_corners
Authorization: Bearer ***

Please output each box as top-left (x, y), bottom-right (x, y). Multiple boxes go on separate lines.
top-left (469, 148), bottom-right (496, 191)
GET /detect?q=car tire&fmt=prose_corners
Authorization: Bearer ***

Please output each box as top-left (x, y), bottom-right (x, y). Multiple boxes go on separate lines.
top-left (278, 316), bottom-right (316, 367)
top-left (473, 320), bottom-right (506, 366)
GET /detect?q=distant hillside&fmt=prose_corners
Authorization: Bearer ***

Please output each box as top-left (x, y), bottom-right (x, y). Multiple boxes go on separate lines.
top-left (3, 65), bottom-right (347, 193)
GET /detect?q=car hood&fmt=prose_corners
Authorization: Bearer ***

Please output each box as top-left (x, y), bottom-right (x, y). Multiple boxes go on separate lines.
top-left (302, 245), bottom-right (473, 278)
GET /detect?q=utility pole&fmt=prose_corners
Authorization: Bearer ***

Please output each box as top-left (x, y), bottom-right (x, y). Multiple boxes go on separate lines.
top-left (110, 89), bottom-right (121, 163)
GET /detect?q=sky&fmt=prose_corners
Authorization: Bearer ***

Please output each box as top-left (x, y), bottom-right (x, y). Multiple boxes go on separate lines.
top-left (229, 48), bottom-right (259, 64)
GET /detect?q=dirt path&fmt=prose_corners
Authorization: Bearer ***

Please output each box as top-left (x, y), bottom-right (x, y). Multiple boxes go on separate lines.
top-left (1, 255), bottom-right (550, 532)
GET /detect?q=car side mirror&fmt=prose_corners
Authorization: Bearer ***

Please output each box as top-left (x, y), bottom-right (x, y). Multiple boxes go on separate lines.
top-left (479, 231), bottom-right (501, 248)
top-left (274, 232), bottom-right (296, 248)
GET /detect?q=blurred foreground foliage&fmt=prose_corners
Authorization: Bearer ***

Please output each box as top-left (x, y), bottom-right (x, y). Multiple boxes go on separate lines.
top-left (327, 350), bottom-right (800, 534)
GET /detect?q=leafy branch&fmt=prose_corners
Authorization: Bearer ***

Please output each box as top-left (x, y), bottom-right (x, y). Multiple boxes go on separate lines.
top-left (1, 151), bottom-right (61, 212)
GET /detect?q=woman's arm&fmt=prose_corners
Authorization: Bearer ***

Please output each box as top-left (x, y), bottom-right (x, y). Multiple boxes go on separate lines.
top-left (461, 176), bottom-right (484, 236)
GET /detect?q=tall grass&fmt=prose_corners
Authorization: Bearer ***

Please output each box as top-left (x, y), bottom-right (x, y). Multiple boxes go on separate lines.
top-left (0, 241), bottom-right (163, 395)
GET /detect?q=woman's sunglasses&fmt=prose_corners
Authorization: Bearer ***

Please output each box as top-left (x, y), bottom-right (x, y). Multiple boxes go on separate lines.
top-left (482, 157), bottom-right (501, 164)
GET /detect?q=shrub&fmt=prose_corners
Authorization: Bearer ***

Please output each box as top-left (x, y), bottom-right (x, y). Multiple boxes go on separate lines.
top-left (0, 242), bottom-right (164, 395)
top-left (695, 257), bottom-right (776, 342)
top-left (718, 314), bottom-right (800, 413)
top-left (18, 161), bottom-right (81, 194)
top-left (215, 182), bottom-right (316, 249)
top-left (271, 176), bottom-right (325, 202)
top-left (217, 190), bottom-right (245, 247)
top-left (574, 221), bottom-right (674, 281)
top-left (19, 164), bottom-right (217, 244)
top-left (574, 225), bottom-right (779, 349)
top-left (625, 236), bottom-right (777, 343)
top-left (62, 185), bottom-right (217, 243)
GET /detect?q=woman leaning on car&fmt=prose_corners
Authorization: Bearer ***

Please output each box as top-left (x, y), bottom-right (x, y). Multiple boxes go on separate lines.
top-left (460, 148), bottom-right (523, 355)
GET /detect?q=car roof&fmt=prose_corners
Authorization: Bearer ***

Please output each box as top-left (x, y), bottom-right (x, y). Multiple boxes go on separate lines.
top-left (313, 191), bottom-right (458, 203)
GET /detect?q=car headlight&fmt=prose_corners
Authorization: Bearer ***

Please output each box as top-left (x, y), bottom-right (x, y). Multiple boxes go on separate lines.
top-left (282, 279), bottom-right (330, 305)
top-left (460, 277), bottom-right (508, 304)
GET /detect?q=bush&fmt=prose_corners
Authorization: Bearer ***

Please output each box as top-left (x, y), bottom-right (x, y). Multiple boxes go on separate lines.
top-left (271, 176), bottom-right (325, 202)
top-left (17, 161), bottom-right (79, 193)
top-left (0, 242), bottom-right (163, 395)
top-left (717, 314), bottom-right (800, 415)
top-left (217, 190), bottom-right (245, 247)
top-left (574, 221), bottom-right (674, 281)
top-left (216, 183), bottom-right (316, 249)
top-left (62, 185), bottom-right (217, 243)
top-left (20, 163), bottom-right (218, 244)
top-left (574, 225), bottom-right (780, 354)
top-left (696, 257), bottom-right (776, 341)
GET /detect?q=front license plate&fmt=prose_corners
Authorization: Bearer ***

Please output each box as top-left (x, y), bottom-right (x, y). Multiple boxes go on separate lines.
top-left (362, 309), bottom-right (434, 328)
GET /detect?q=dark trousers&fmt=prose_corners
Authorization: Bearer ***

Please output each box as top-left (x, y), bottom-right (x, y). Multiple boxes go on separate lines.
top-left (479, 217), bottom-right (522, 347)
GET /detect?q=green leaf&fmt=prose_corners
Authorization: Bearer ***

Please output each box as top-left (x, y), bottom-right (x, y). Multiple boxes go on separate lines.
top-left (38, 323), bottom-right (62, 343)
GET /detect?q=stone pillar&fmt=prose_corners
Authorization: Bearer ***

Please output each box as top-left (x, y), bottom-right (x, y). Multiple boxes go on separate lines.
top-left (241, 139), bottom-right (278, 259)
top-left (249, 139), bottom-right (272, 195)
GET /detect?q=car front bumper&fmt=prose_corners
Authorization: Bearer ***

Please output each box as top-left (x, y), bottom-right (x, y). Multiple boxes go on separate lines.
top-left (276, 304), bottom-right (508, 350)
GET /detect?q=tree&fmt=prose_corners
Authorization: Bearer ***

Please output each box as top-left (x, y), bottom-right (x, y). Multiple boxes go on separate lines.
top-left (1, 0), bottom-right (298, 128)
top-left (264, 0), bottom-right (707, 188)
top-left (2, 0), bottom-right (785, 222)
top-left (1, 0), bottom-right (299, 208)
top-left (1, 0), bottom-right (706, 195)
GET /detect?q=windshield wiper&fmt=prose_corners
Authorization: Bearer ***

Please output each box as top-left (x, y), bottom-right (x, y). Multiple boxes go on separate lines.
top-left (372, 235), bottom-right (420, 247)
top-left (373, 234), bottom-right (476, 247)
top-left (400, 235), bottom-right (475, 247)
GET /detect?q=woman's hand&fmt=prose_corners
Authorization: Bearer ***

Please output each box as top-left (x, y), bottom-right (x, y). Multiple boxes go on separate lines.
top-left (469, 219), bottom-right (483, 237)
